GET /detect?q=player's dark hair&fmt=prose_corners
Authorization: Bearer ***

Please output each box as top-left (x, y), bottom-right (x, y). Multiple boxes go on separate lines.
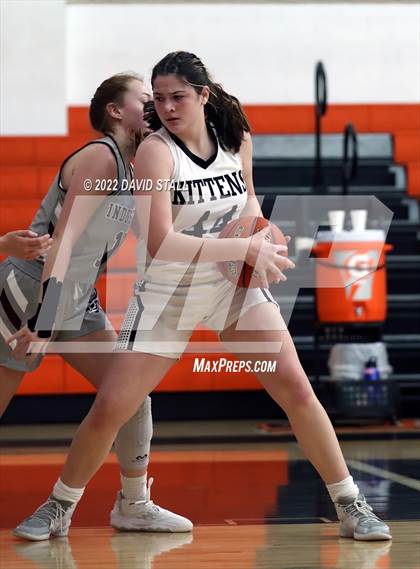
top-left (89, 72), bottom-right (144, 134)
top-left (146, 51), bottom-right (250, 153)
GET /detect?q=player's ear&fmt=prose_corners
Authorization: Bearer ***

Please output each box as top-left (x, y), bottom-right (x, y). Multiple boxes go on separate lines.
top-left (106, 101), bottom-right (123, 121)
top-left (201, 86), bottom-right (210, 106)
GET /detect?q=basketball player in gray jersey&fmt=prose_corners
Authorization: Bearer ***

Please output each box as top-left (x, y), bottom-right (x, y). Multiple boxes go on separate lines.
top-left (1, 73), bottom-right (192, 537)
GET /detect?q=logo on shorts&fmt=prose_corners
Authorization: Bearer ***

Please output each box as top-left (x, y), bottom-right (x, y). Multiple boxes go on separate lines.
top-left (86, 290), bottom-right (100, 314)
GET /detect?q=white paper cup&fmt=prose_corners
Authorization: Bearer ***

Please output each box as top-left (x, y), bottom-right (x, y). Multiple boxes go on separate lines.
top-left (328, 210), bottom-right (345, 233)
top-left (295, 236), bottom-right (314, 254)
top-left (350, 209), bottom-right (367, 231)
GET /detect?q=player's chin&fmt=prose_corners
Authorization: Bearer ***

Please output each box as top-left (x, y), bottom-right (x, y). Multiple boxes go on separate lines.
top-left (164, 118), bottom-right (183, 132)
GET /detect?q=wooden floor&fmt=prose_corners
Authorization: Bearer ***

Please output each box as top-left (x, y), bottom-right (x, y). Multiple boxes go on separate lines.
top-left (0, 428), bottom-right (419, 569)
top-left (2, 522), bottom-right (419, 568)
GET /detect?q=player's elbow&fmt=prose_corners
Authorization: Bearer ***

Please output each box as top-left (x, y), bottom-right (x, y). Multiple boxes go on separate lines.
top-left (146, 228), bottom-right (173, 260)
top-left (147, 237), bottom-right (164, 259)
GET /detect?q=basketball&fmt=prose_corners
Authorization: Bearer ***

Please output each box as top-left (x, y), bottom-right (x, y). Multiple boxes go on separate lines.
top-left (217, 216), bottom-right (287, 288)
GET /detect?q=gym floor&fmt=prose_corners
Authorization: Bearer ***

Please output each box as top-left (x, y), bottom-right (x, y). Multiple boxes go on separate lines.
top-left (1, 421), bottom-right (419, 568)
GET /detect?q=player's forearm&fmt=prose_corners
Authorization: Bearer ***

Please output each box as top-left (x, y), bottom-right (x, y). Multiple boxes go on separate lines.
top-left (150, 230), bottom-right (250, 263)
top-left (240, 196), bottom-right (263, 219)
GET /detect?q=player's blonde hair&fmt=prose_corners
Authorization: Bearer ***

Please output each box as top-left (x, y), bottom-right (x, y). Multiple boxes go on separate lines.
top-left (89, 72), bottom-right (144, 134)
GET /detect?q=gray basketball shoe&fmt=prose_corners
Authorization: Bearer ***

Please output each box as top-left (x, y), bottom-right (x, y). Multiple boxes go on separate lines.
top-left (335, 494), bottom-right (392, 541)
top-left (13, 496), bottom-right (77, 541)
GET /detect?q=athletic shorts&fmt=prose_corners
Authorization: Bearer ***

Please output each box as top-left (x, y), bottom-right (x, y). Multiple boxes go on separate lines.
top-left (115, 272), bottom-right (280, 360)
top-left (0, 258), bottom-right (107, 372)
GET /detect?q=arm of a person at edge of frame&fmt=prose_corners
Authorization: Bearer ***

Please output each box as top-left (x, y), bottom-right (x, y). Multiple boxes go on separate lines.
top-left (133, 136), bottom-right (250, 264)
top-left (37, 144), bottom-right (118, 300)
top-left (238, 131), bottom-right (264, 219)
top-left (0, 230), bottom-right (52, 260)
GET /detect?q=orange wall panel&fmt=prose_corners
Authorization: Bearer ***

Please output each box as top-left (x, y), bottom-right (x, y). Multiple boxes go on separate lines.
top-left (244, 105), bottom-right (314, 134)
top-left (0, 166), bottom-right (38, 198)
top-left (68, 107), bottom-right (96, 136)
top-left (0, 199), bottom-right (39, 234)
top-left (0, 138), bottom-right (36, 166)
top-left (368, 104), bottom-right (420, 132)
top-left (394, 131), bottom-right (420, 163)
top-left (34, 135), bottom-right (91, 166)
top-left (407, 162), bottom-right (420, 197)
top-left (322, 105), bottom-right (370, 133)
top-left (38, 166), bottom-right (58, 197)
top-left (17, 355), bottom-right (65, 394)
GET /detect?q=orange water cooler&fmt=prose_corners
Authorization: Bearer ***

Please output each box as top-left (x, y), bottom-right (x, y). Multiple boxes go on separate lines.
top-left (313, 230), bottom-right (393, 323)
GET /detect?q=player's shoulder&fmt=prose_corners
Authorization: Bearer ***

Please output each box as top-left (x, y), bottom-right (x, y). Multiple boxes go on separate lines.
top-left (79, 139), bottom-right (118, 164)
top-left (68, 139), bottom-right (118, 173)
top-left (136, 129), bottom-right (173, 165)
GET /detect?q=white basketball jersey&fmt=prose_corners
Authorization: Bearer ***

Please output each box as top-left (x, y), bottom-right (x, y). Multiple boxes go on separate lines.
top-left (136, 125), bottom-right (248, 286)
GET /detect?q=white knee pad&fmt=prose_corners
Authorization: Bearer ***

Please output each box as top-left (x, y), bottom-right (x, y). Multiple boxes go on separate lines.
top-left (114, 396), bottom-right (153, 470)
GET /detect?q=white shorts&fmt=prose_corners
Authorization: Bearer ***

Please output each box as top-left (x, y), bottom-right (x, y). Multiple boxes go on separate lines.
top-left (116, 273), bottom-right (280, 359)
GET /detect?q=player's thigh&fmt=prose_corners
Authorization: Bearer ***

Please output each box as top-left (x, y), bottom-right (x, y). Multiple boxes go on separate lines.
top-left (219, 302), bottom-right (308, 388)
top-left (61, 328), bottom-right (117, 390)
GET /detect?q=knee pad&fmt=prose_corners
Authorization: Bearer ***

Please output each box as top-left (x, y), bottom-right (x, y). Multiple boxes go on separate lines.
top-left (114, 396), bottom-right (153, 470)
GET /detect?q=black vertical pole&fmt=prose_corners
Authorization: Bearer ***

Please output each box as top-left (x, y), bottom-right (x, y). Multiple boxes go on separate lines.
top-left (314, 62), bottom-right (328, 192)
top-left (342, 123), bottom-right (358, 197)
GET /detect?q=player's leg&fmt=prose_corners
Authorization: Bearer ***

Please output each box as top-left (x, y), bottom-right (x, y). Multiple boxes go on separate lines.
top-left (56, 290), bottom-right (153, 482)
top-left (0, 260), bottom-right (43, 418)
top-left (0, 367), bottom-right (24, 417)
top-left (60, 351), bottom-right (173, 487)
top-left (220, 301), bottom-right (349, 482)
top-left (61, 329), bottom-right (150, 473)
top-left (61, 328), bottom-right (190, 532)
top-left (219, 300), bottom-right (391, 541)
top-left (14, 350), bottom-right (192, 540)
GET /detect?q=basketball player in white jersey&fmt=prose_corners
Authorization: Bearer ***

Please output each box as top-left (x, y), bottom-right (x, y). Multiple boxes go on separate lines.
top-left (2, 72), bottom-right (191, 538)
top-left (15, 52), bottom-right (391, 542)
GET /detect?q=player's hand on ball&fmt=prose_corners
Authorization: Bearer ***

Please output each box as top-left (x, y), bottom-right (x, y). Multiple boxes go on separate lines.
top-left (245, 226), bottom-right (295, 288)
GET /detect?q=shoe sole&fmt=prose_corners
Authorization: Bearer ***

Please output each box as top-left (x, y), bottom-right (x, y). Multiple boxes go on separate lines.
top-left (354, 531), bottom-right (392, 541)
top-left (13, 529), bottom-right (69, 541)
top-left (110, 513), bottom-right (192, 533)
top-left (340, 529), bottom-right (392, 541)
top-left (13, 529), bottom-right (51, 541)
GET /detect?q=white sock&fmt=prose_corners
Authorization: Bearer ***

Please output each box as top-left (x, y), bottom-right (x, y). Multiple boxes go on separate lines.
top-left (326, 475), bottom-right (359, 503)
top-left (53, 478), bottom-right (85, 504)
top-left (120, 473), bottom-right (147, 501)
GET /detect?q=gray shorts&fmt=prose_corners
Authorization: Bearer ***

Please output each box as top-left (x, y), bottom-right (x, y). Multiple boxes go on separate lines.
top-left (0, 258), bottom-right (107, 372)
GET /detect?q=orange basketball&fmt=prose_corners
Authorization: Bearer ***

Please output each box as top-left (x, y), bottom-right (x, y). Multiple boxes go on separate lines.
top-left (217, 216), bottom-right (287, 288)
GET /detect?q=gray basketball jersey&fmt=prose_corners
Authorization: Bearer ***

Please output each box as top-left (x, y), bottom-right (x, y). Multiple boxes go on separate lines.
top-left (28, 135), bottom-right (135, 285)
